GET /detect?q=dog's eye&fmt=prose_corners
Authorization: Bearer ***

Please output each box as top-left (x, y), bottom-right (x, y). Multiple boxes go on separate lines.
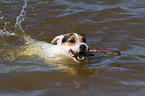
top-left (69, 40), bottom-right (75, 43)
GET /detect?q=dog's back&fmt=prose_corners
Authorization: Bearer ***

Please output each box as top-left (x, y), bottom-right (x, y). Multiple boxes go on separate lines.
top-left (18, 37), bottom-right (75, 63)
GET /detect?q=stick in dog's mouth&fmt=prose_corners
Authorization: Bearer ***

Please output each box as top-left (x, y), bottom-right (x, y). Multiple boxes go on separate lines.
top-left (69, 48), bottom-right (121, 61)
top-left (88, 48), bottom-right (121, 56)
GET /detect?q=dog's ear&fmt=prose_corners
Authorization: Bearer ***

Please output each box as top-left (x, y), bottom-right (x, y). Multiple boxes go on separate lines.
top-left (51, 35), bottom-right (64, 45)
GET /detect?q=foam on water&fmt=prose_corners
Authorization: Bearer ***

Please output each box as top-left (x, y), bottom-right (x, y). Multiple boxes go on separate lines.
top-left (15, 0), bottom-right (27, 33)
top-left (0, 0), bottom-right (27, 37)
top-left (0, 1), bottom-right (30, 62)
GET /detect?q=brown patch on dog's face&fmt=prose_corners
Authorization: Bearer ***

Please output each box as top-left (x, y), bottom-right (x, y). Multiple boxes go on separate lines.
top-left (62, 34), bottom-right (76, 46)
top-left (78, 34), bottom-right (86, 43)
top-left (61, 33), bottom-right (86, 46)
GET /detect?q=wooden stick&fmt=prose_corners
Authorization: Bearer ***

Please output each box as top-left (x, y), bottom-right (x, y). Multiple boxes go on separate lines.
top-left (88, 48), bottom-right (121, 56)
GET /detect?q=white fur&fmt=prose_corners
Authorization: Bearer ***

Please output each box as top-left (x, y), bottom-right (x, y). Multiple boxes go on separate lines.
top-left (19, 33), bottom-right (88, 63)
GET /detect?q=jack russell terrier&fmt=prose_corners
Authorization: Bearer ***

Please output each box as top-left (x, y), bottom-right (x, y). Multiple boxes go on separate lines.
top-left (19, 33), bottom-right (121, 63)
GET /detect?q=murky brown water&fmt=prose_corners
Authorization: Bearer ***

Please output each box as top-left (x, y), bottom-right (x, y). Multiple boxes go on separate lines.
top-left (1, 0), bottom-right (145, 96)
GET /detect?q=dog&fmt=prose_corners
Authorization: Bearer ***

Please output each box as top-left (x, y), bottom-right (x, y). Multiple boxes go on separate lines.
top-left (19, 33), bottom-right (89, 63)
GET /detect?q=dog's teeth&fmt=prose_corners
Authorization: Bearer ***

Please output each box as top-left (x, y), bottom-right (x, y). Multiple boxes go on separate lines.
top-left (71, 54), bottom-right (74, 57)
top-left (77, 56), bottom-right (85, 61)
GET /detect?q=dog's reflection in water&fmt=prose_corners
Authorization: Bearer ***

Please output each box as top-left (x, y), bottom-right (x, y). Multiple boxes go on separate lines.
top-left (46, 61), bottom-right (95, 75)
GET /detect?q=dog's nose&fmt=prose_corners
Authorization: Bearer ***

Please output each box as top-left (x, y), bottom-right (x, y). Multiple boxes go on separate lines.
top-left (80, 45), bottom-right (86, 50)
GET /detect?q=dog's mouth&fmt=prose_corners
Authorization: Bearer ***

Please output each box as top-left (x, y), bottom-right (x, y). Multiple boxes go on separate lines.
top-left (69, 49), bottom-right (87, 61)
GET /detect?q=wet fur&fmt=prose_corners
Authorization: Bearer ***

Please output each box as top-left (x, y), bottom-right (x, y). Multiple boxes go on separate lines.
top-left (19, 33), bottom-right (88, 63)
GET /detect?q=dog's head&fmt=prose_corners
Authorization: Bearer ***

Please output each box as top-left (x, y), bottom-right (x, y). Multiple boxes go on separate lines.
top-left (51, 33), bottom-right (89, 62)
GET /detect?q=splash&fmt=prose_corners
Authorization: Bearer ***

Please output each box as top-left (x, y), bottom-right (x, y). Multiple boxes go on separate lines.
top-left (0, 22), bottom-right (15, 36)
top-left (0, 16), bottom-right (16, 36)
top-left (0, 1), bottom-right (28, 62)
top-left (0, 0), bottom-right (27, 37)
top-left (15, 0), bottom-right (27, 33)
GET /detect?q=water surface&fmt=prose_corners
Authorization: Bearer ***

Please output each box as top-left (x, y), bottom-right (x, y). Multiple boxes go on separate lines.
top-left (0, 0), bottom-right (145, 96)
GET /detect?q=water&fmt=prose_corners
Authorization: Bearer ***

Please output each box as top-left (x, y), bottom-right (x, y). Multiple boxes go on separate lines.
top-left (0, 0), bottom-right (145, 96)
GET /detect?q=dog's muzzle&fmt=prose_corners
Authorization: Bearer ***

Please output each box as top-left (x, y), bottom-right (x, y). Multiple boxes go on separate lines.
top-left (69, 45), bottom-right (88, 61)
